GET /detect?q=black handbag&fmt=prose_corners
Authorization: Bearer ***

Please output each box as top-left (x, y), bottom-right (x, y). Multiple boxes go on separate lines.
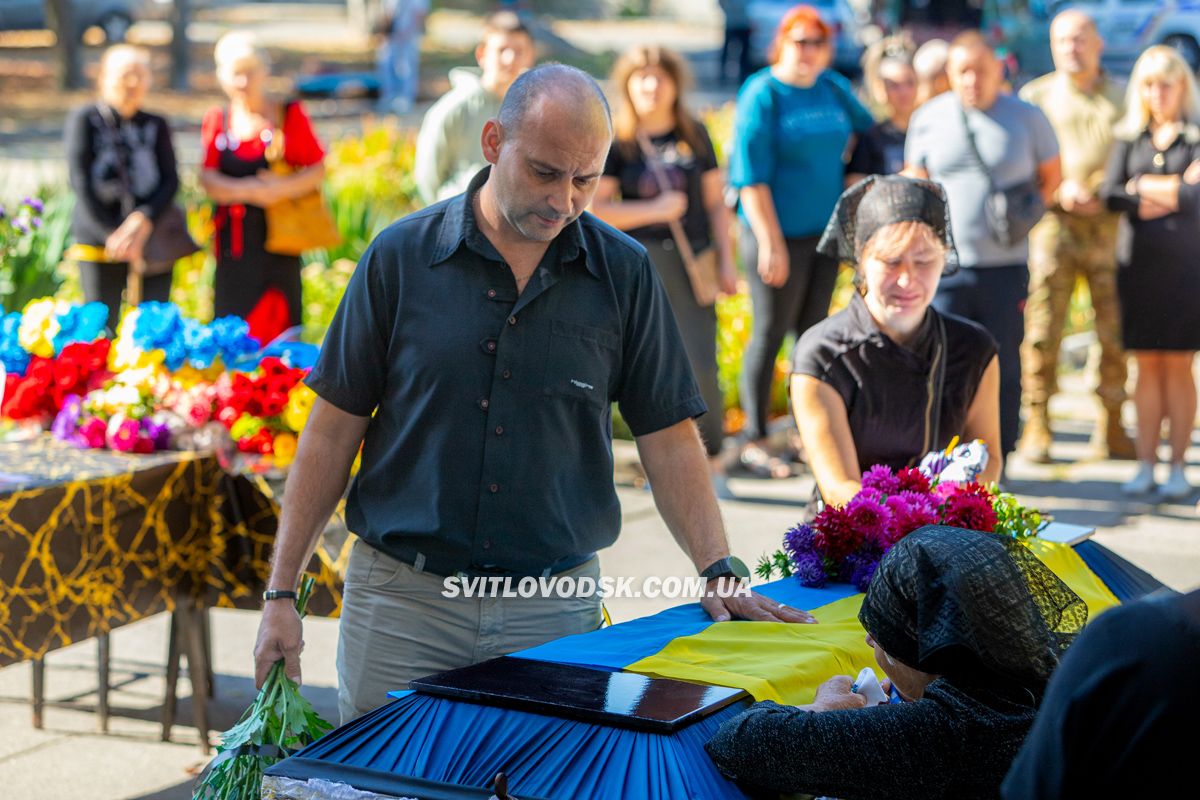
top-left (960, 106), bottom-right (1046, 249)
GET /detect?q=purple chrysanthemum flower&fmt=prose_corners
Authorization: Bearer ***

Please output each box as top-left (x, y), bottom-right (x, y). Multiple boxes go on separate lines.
top-left (861, 464), bottom-right (900, 494)
top-left (783, 523), bottom-right (817, 558)
top-left (849, 555), bottom-right (881, 593)
top-left (23, 197), bottom-right (44, 214)
top-left (792, 551), bottom-right (827, 588)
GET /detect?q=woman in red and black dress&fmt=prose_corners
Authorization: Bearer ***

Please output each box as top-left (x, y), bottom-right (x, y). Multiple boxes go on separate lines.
top-left (200, 32), bottom-right (327, 344)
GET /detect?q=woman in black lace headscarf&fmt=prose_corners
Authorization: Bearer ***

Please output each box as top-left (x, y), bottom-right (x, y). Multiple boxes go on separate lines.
top-left (706, 526), bottom-right (1087, 800)
top-left (790, 175), bottom-right (1001, 507)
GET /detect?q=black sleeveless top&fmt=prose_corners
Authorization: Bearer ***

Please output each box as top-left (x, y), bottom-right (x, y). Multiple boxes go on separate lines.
top-left (791, 293), bottom-right (997, 473)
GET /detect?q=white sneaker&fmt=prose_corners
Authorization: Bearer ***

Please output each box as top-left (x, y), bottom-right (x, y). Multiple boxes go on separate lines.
top-left (1158, 466), bottom-right (1193, 501)
top-left (1122, 463), bottom-right (1156, 495)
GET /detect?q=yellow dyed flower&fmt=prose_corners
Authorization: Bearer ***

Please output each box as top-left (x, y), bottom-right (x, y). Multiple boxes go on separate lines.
top-left (283, 384), bottom-right (316, 432)
top-left (272, 432), bottom-right (298, 467)
top-left (18, 298), bottom-right (66, 358)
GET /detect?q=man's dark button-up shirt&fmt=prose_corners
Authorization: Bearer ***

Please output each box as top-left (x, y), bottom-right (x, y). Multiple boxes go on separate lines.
top-left (306, 168), bottom-right (705, 575)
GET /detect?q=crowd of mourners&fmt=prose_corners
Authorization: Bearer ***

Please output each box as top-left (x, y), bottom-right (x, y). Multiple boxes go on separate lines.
top-left (65, 6), bottom-right (1199, 798)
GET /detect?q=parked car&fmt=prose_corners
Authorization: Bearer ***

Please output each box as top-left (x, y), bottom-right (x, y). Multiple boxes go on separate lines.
top-left (746, 0), bottom-right (868, 76)
top-left (992, 0), bottom-right (1200, 78)
top-left (0, 0), bottom-right (157, 43)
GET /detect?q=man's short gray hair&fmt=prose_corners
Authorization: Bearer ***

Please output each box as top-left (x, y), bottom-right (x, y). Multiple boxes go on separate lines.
top-left (497, 63), bottom-right (612, 137)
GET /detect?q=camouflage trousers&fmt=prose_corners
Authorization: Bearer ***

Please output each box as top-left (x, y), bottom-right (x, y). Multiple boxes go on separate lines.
top-left (1022, 210), bottom-right (1127, 408)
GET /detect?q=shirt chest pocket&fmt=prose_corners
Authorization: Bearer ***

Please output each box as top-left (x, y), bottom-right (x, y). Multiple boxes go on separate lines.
top-left (542, 319), bottom-right (619, 408)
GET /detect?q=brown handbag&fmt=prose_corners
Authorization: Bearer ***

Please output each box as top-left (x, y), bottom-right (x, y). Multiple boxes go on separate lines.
top-left (263, 101), bottom-right (341, 256)
top-left (635, 131), bottom-right (721, 307)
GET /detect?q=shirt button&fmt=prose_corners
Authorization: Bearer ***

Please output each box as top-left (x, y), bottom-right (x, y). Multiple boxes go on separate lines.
top-left (507, 315), bottom-right (517, 326)
top-left (502, 369), bottom-right (512, 379)
top-left (489, 483), bottom-right (500, 493)
top-left (494, 425), bottom-right (504, 436)
top-left (483, 539), bottom-right (492, 550)
top-left (486, 288), bottom-right (497, 299)
top-left (479, 398), bottom-right (490, 410)
top-left (486, 341), bottom-right (497, 353)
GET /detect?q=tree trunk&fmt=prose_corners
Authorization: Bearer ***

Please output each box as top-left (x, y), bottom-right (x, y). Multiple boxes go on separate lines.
top-left (45, 0), bottom-right (82, 90)
top-left (170, 0), bottom-right (191, 90)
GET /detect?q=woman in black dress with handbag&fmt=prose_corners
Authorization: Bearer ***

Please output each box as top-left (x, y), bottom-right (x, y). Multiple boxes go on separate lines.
top-left (590, 46), bottom-right (738, 494)
top-left (66, 45), bottom-right (180, 325)
top-left (1101, 45), bottom-right (1200, 501)
top-left (200, 32), bottom-right (328, 344)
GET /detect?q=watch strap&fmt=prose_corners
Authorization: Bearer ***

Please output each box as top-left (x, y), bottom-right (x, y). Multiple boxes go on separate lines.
top-left (263, 589), bottom-right (299, 602)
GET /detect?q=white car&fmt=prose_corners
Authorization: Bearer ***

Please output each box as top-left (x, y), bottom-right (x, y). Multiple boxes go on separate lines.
top-left (746, 0), bottom-right (868, 76)
top-left (1035, 0), bottom-right (1200, 72)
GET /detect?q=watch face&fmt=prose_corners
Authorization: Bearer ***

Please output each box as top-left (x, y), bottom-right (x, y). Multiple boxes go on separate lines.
top-left (727, 556), bottom-right (751, 579)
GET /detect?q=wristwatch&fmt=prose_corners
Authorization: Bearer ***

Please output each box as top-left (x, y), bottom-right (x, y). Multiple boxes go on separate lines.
top-left (263, 589), bottom-right (298, 602)
top-left (700, 556), bottom-right (750, 582)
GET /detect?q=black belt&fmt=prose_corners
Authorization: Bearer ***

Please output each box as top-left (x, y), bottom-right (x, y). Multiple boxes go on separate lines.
top-left (386, 543), bottom-right (595, 580)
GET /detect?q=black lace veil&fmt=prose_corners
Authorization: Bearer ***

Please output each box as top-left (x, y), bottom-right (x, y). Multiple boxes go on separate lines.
top-left (858, 526), bottom-right (1088, 696)
top-left (816, 175), bottom-right (959, 273)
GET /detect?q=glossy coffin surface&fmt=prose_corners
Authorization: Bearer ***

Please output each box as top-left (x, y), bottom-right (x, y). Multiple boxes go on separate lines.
top-left (410, 656), bottom-right (747, 732)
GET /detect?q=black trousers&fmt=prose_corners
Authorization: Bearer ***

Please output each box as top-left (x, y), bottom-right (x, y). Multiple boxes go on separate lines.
top-left (78, 260), bottom-right (172, 331)
top-left (932, 263), bottom-right (1029, 456)
top-left (641, 239), bottom-right (726, 458)
top-left (739, 228), bottom-right (838, 441)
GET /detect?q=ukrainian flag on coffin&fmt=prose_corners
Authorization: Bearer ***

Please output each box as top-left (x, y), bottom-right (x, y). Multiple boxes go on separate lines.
top-left (513, 539), bottom-right (1119, 707)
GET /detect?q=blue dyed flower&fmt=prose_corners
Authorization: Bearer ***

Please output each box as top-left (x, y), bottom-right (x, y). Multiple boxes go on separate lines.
top-left (52, 302), bottom-right (109, 352)
top-left (210, 315), bottom-right (260, 364)
top-left (182, 318), bottom-right (219, 368)
top-left (0, 312), bottom-right (30, 376)
top-left (134, 302), bottom-right (184, 346)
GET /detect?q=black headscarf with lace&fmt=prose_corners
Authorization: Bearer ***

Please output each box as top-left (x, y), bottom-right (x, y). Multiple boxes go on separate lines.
top-left (859, 526), bottom-right (1088, 699)
top-left (817, 175), bottom-right (959, 273)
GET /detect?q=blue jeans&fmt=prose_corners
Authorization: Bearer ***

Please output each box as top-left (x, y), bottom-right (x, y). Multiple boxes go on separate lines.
top-left (377, 35), bottom-right (420, 113)
top-left (932, 263), bottom-right (1029, 456)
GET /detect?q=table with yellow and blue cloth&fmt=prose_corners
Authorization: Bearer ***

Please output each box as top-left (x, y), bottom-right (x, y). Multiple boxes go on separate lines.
top-left (263, 535), bottom-right (1161, 799)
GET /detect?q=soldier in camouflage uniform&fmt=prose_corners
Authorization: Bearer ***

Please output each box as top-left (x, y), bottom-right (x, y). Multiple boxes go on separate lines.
top-left (1017, 10), bottom-right (1136, 462)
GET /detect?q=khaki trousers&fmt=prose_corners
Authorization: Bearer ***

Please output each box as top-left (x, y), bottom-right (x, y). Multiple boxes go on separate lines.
top-left (336, 538), bottom-right (603, 723)
top-left (1023, 210), bottom-right (1127, 408)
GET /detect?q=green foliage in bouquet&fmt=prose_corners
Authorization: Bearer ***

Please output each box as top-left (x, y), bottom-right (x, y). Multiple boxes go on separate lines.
top-left (193, 576), bottom-right (332, 800)
top-left (1, 192), bottom-right (73, 313)
top-left (990, 486), bottom-right (1045, 540)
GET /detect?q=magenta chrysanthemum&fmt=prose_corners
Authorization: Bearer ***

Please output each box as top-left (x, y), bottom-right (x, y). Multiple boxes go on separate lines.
top-left (846, 493), bottom-right (893, 548)
top-left (861, 464), bottom-right (900, 494)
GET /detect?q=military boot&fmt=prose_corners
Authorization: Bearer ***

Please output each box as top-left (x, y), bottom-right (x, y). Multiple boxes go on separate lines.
top-left (1093, 403), bottom-right (1137, 460)
top-left (1017, 403), bottom-right (1053, 463)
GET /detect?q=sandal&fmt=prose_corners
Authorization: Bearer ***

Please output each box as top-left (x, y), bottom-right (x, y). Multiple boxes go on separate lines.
top-left (738, 444), bottom-right (793, 479)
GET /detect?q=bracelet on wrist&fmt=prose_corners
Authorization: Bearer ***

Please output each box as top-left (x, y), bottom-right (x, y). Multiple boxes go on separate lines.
top-left (263, 589), bottom-right (298, 602)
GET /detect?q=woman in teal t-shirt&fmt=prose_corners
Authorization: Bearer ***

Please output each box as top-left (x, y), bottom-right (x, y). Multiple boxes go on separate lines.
top-left (730, 4), bottom-right (873, 477)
